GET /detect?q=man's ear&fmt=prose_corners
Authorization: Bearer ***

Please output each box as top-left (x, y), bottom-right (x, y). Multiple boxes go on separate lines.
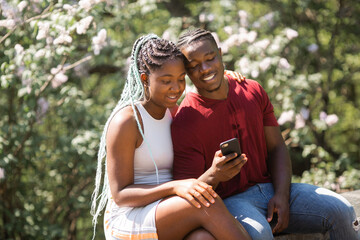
top-left (218, 47), bottom-right (222, 56)
top-left (140, 73), bottom-right (148, 85)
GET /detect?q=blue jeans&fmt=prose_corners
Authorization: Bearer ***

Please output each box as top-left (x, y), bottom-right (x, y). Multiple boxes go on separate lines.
top-left (223, 183), bottom-right (359, 240)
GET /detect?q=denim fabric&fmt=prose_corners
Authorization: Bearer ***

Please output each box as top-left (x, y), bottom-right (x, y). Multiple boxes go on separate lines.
top-left (223, 183), bottom-right (359, 240)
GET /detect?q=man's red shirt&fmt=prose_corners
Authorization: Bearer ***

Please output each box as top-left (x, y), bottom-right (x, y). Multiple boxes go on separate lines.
top-left (171, 76), bottom-right (278, 198)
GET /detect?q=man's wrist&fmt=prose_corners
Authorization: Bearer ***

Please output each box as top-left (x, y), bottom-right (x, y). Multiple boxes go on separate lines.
top-left (199, 169), bottom-right (220, 188)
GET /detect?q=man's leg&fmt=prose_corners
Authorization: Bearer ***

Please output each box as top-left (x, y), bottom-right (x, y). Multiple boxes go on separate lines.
top-left (224, 183), bottom-right (274, 240)
top-left (285, 183), bottom-right (359, 239)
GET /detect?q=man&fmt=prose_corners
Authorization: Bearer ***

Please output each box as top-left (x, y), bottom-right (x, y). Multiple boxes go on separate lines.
top-left (171, 28), bottom-right (359, 240)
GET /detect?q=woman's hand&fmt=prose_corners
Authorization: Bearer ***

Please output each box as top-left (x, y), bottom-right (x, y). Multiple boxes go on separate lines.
top-left (224, 70), bottom-right (246, 83)
top-left (172, 179), bottom-right (218, 208)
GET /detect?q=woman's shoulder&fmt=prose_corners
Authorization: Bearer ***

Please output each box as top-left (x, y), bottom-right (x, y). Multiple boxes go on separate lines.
top-left (108, 105), bottom-right (139, 132)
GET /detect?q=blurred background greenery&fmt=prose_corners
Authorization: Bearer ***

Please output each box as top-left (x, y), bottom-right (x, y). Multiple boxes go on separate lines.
top-left (0, 0), bottom-right (359, 239)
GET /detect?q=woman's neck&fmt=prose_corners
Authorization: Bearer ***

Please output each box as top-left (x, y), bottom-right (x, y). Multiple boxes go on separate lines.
top-left (140, 101), bottom-right (167, 120)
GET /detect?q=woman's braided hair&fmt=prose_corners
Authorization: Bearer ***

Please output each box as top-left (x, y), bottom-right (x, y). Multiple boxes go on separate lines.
top-left (177, 28), bottom-right (218, 49)
top-left (90, 34), bottom-right (183, 238)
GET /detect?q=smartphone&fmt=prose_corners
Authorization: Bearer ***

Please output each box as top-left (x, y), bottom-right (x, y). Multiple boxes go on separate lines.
top-left (220, 138), bottom-right (242, 156)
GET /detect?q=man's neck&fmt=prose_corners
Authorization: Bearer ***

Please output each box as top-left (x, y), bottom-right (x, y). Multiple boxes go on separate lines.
top-left (195, 75), bottom-right (229, 100)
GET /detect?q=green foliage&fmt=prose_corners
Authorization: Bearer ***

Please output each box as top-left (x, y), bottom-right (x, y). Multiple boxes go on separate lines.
top-left (0, 0), bottom-right (359, 239)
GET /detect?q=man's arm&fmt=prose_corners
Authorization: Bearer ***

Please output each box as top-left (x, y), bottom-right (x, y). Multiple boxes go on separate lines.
top-left (264, 126), bottom-right (292, 234)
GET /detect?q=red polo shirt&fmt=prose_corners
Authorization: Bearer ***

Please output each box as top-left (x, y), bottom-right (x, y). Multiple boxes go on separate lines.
top-left (171, 76), bottom-right (278, 198)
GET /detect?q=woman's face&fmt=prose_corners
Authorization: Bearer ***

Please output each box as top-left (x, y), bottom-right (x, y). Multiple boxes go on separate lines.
top-left (145, 58), bottom-right (186, 109)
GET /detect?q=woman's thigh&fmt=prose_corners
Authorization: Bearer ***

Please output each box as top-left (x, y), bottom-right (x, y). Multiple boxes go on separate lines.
top-left (155, 196), bottom-right (207, 240)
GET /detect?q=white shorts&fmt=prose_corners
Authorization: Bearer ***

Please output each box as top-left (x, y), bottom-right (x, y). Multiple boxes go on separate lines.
top-left (104, 198), bottom-right (160, 240)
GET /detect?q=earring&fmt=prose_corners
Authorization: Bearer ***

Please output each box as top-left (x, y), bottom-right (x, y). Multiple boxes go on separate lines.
top-left (144, 84), bottom-right (150, 102)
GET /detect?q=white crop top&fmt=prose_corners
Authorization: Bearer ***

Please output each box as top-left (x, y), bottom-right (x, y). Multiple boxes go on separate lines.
top-left (133, 103), bottom-right (173, 185)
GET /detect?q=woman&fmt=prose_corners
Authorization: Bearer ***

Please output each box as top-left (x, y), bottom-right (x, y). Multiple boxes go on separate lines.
top-left (91, 34), bottom-right (250, 240)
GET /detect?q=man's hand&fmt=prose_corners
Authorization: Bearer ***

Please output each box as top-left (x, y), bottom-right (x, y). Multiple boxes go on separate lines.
top-left (207, 150), bottom-right (248, 186)
top-left (267, 193), bottom-right (290, 234)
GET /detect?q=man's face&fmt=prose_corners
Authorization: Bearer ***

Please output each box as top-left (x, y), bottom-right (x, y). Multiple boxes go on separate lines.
top-left (180, 39), bottom-right (225, 99)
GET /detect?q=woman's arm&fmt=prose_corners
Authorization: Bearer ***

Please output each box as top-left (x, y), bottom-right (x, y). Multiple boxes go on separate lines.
top-left (106, 107), bottom-right (217, 208)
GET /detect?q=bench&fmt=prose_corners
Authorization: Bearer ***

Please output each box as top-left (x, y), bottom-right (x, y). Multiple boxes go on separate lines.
top-left (274, 190), bottom-right (360, 240)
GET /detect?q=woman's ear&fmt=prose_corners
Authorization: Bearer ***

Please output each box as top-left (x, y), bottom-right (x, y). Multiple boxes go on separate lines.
top-left (140, 73), bottom-right (148, 85)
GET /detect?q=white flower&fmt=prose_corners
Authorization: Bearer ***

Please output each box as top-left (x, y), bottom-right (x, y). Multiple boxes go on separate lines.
top-left (325, 114), bottom-right (339, 126)
top-left (285, 28), bottom-right (298, 40)
top-left (0, 19), bottom-right (15, 29)
top-left (259, 57), bottom-right (272, 72)
top-left (238, 57), bottom-right (251, 75)
top-left (238, 10), bottom-right (248, 27)
top-left (53, 32), bottom-right (72, 45)
top-left (278, 110), bottom-right (295, 125)
top-left (76, 16), bottom-right (93, 35)
top-left (295, 114), bottom-right (306, 129)
top-left (238, 10), bottom-right (247, 19)
top-left (0, 0), bottom-right (18, 19)
top-left (79, 0), bottom-right (93, 11)
top-left (34, 49), bottom-right (46, 58)
top-left (51, 65), bottom-right (68, 88)
top-left (92, 28), bottom-right (107, 55)
top-left (279, 58), bottom-right (290, 69)
top-left (307, 43), bottom-right (319, 53)
top-left (14, 44), bottom-right (24, 55)
top-left (269, 43), bottom-right (280, 52)
top-left (52, 72), bottom-right (68, 88)
top-left (224, 26), bottom-right (233, 35)
top-left (251, 69), bottom-right (259, 78)
top-left (319, 112), bottom-right (339, 126)
top-left (36, 22), bottom-right (50, 40)
top-left (219, 42), bottom-right (229, 54)
top-left (17, 1), bottom-right (28, 12)
top-left (63, 4), bottom-right (77, 15)
top-left (199, 13), bottom-right (206, 23)
top-left (300, 107), bottom-right (310, 120)
top-left (246, 31), bottom-right (257, 43)
top-left (0, 168), bottom-right (4, 179)
top-left (254, 39), bottom-right (270, 50)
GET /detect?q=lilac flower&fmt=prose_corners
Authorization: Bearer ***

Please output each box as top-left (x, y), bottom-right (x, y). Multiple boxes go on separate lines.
top-left (300, 108), bottom-right (310, 120)
top-left (295, 114), bottom-right (306, 129)
top-left (36, 97), bottom-right (49, 121)
top-left (0, 168), bottom-right (4, 180)
top-left (307, 43), bottom-right (319, 53)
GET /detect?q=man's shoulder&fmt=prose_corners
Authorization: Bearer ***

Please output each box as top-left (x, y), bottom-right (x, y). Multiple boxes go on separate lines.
top-left (173, 94), bottom-right (205, 127)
